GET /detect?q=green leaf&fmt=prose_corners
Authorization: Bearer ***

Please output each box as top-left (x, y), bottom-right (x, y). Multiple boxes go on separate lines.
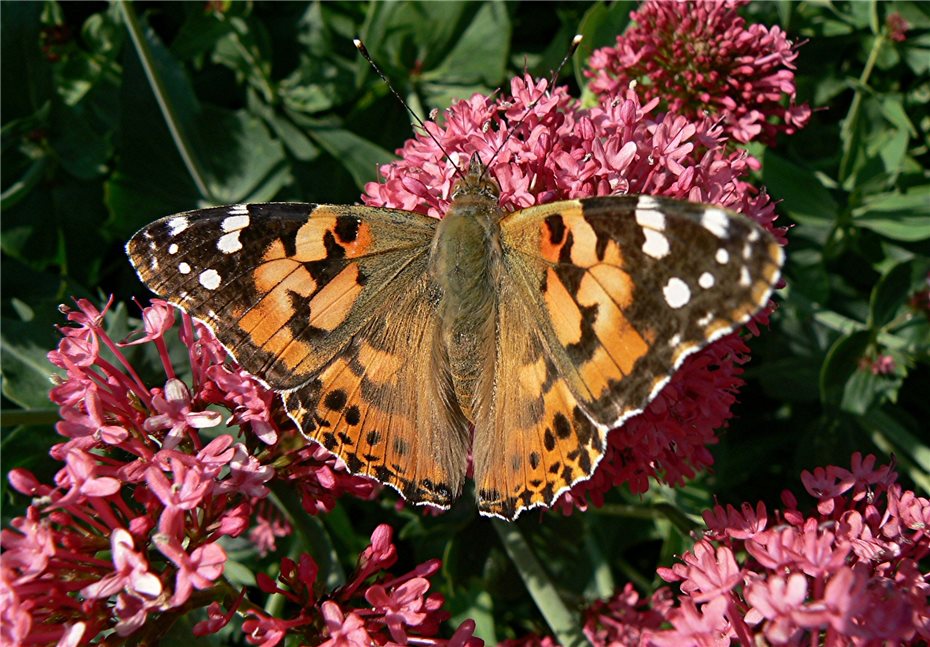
top-left (852, 190), bottom-right (930, 241)
top-left (758, 356), bottom-right (823, 403)
top-left (302, 120), bottom-right (393, 190)
top-left (421, 1), bottom-right (510, 88)
top-left (492, 520), bottom-right (586, 647)
top-left (0, 316), bottom-right (63, 409)
top-left (869, 261), bottom-right (914, 329)
top-left (197, 105), bottom-right (290, 204)
top-left (761, 150), bottom-right (839, 225)
top-left (820, 330), bottom-right (871, 409)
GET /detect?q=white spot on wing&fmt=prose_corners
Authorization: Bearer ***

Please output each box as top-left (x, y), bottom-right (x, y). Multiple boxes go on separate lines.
top-left (663, 277), bottom-right (691, 309)
top-left (222, 214), bottom-right (250, 232)
top-left (635, 205), bottom-right (665, 231)
top-left (642, 229), bottom-right (670, 259)
top-left (669, 333), bottom-right (681, 347)
top-left (699, 272), bottom-right (715, 289)
top-left (716, 248), bottom-right (729, 264)
top-left (740, 266), bottom-right (751, 287)
top-left (168, 243), bottom-right (179, 255)
top-left (701, 209), bottom-right (729, 239)
top-left (217, 231), bottom-right (243, 254)
top-left (199, 268), bottom-right (221, 290)
top-left (743, 243), bottom-right (752, 260)
top-left (168, 217), bottom-right (189, 236)
top-left (228, 204), bottom-right (249, 216)
top-left (697, 312), bottom-right (714, 326)
top-left (178, 262), bottom-right (191, 274)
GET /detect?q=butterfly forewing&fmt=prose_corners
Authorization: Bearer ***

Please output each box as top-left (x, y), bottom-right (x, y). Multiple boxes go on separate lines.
top-left (501, 195), bottom-right (782, 427)
top-left (127, 203), bottom-right (438, 390)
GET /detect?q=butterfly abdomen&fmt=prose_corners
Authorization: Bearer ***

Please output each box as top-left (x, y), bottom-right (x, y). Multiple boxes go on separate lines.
top-left (431, 194), bottom-right (504, 421)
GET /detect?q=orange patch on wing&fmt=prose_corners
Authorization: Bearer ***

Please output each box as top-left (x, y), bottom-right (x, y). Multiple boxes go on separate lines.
top-left (517, 355), bottom-right (548, 400)
top-left (588, 264), bottom-right (634, 309)
top-left (578, 348), bottom-right (613, 396)
top-left (752, 280), bottom-right (771, 305)
top-left (704, 319), bottom-right (731, 339)
top-left (539, 222), bottom-right (563, 264)
top-left (576, 272), bottom-right (647, 377)
top-left (544, 267), bottom-right (583, 346)
top-left (239, 263), bottom-right (314, 345)
top-left (307, 264), bottom-right (363, 332)
top-left (356, 340), bottom-right (403, 386)
top-left (291, 209), bottom-right (374, 262)
top-left (293, 216), bottom-right (337, 262)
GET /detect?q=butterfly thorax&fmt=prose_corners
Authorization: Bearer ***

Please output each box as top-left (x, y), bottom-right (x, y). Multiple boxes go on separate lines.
top-left (430, 160), bottom-right (504, 421)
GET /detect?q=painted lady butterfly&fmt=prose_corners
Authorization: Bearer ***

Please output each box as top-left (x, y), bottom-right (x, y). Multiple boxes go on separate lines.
top-left (127, 151), bottom-right (782, 520)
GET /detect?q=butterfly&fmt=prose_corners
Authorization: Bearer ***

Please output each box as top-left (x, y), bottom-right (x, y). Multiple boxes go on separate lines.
top-left (127, 153), bottom-right (783, 520)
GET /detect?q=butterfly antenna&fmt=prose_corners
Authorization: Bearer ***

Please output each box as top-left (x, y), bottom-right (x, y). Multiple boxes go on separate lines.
top-left (354, 38), bottom-right (462, 176)
top-left (479, 34), bottom-right (583, 181)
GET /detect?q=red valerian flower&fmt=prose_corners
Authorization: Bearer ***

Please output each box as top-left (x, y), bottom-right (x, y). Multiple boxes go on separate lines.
top-left (364, 72), bottom-right (786, 515)
top-left (0, 297), bottom-right (376, 644)
top-left (646, 453), bottom-right (929, 645)
top-left (211, 525), bottom-right (480, 647)
top-left (587, 0), bottom-right (811, 145)
top-left (520, 454), bottom-right (928, 646)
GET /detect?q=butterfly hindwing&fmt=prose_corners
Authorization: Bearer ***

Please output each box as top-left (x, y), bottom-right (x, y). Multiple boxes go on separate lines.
top-left (283, 272), bottom-right (470, 508)
top-left (472, 275), bottom-right (606, 519)
top-left (127, 203), bottom-right (437, 390)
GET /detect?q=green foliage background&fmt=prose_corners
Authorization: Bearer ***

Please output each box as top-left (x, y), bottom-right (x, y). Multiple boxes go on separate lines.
top-left (2, 1), bottom-right (928, 643)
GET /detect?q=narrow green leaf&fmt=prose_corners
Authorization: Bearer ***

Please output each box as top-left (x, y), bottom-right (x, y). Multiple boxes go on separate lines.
top-left (118, 1), bottom-right (211, 200)
top-left (492, 520), bottom-right (586, 647)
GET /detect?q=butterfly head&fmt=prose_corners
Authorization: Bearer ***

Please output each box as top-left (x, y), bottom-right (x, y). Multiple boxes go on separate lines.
top-left (451, 153), bottom-right (500, 203)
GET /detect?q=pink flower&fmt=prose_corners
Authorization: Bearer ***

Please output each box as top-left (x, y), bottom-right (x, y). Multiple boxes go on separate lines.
top-left (156, 536), bottom-right (226, 606)
top-left (215, 443), bottom-right (274, 498)
top-left (582, 583), bottom-right (671, 645)
top-left (1, 297), bottom-right (376, 644)
top-left (365, 578), bottom-right (431, 643)
top-left (702, 501), bottom-right (768, 540)
top-left (871, 354), bottom-right (897, 375)
top-left (886, 12), bottom-right (910, 42)
top-left (54, 449), bottom-right (121, 506)
top-left (587, 0), bottom-right (810, 144)
top-left (144, 378), bottom-right (222, 449)
top-left (146, 458), bottom-right (211, 538)
top-left (249, 505), bottom-right (291, 556)
top-left (1, 507), bottom-right (56, 581)
top-left (644, 454), bottom-right (928, 645)
top-left (81, 528), bottom-right (162, 600)
top-left (744, 573), bottom-right (809, 642)
top-left (320, 602), bottom-right (371, 647)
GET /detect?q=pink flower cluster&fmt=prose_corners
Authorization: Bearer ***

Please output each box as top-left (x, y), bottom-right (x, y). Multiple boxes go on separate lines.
top-left (1, 297), bottom-right (375, 645)
top-left (198, 524), bottom-right (480, 646)
top-left (587, 0), bottom-right (811, 145)
top-left (578, 453), bottom-right (930, 645)
top-left (364, 69), bottom-right (785, 515)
